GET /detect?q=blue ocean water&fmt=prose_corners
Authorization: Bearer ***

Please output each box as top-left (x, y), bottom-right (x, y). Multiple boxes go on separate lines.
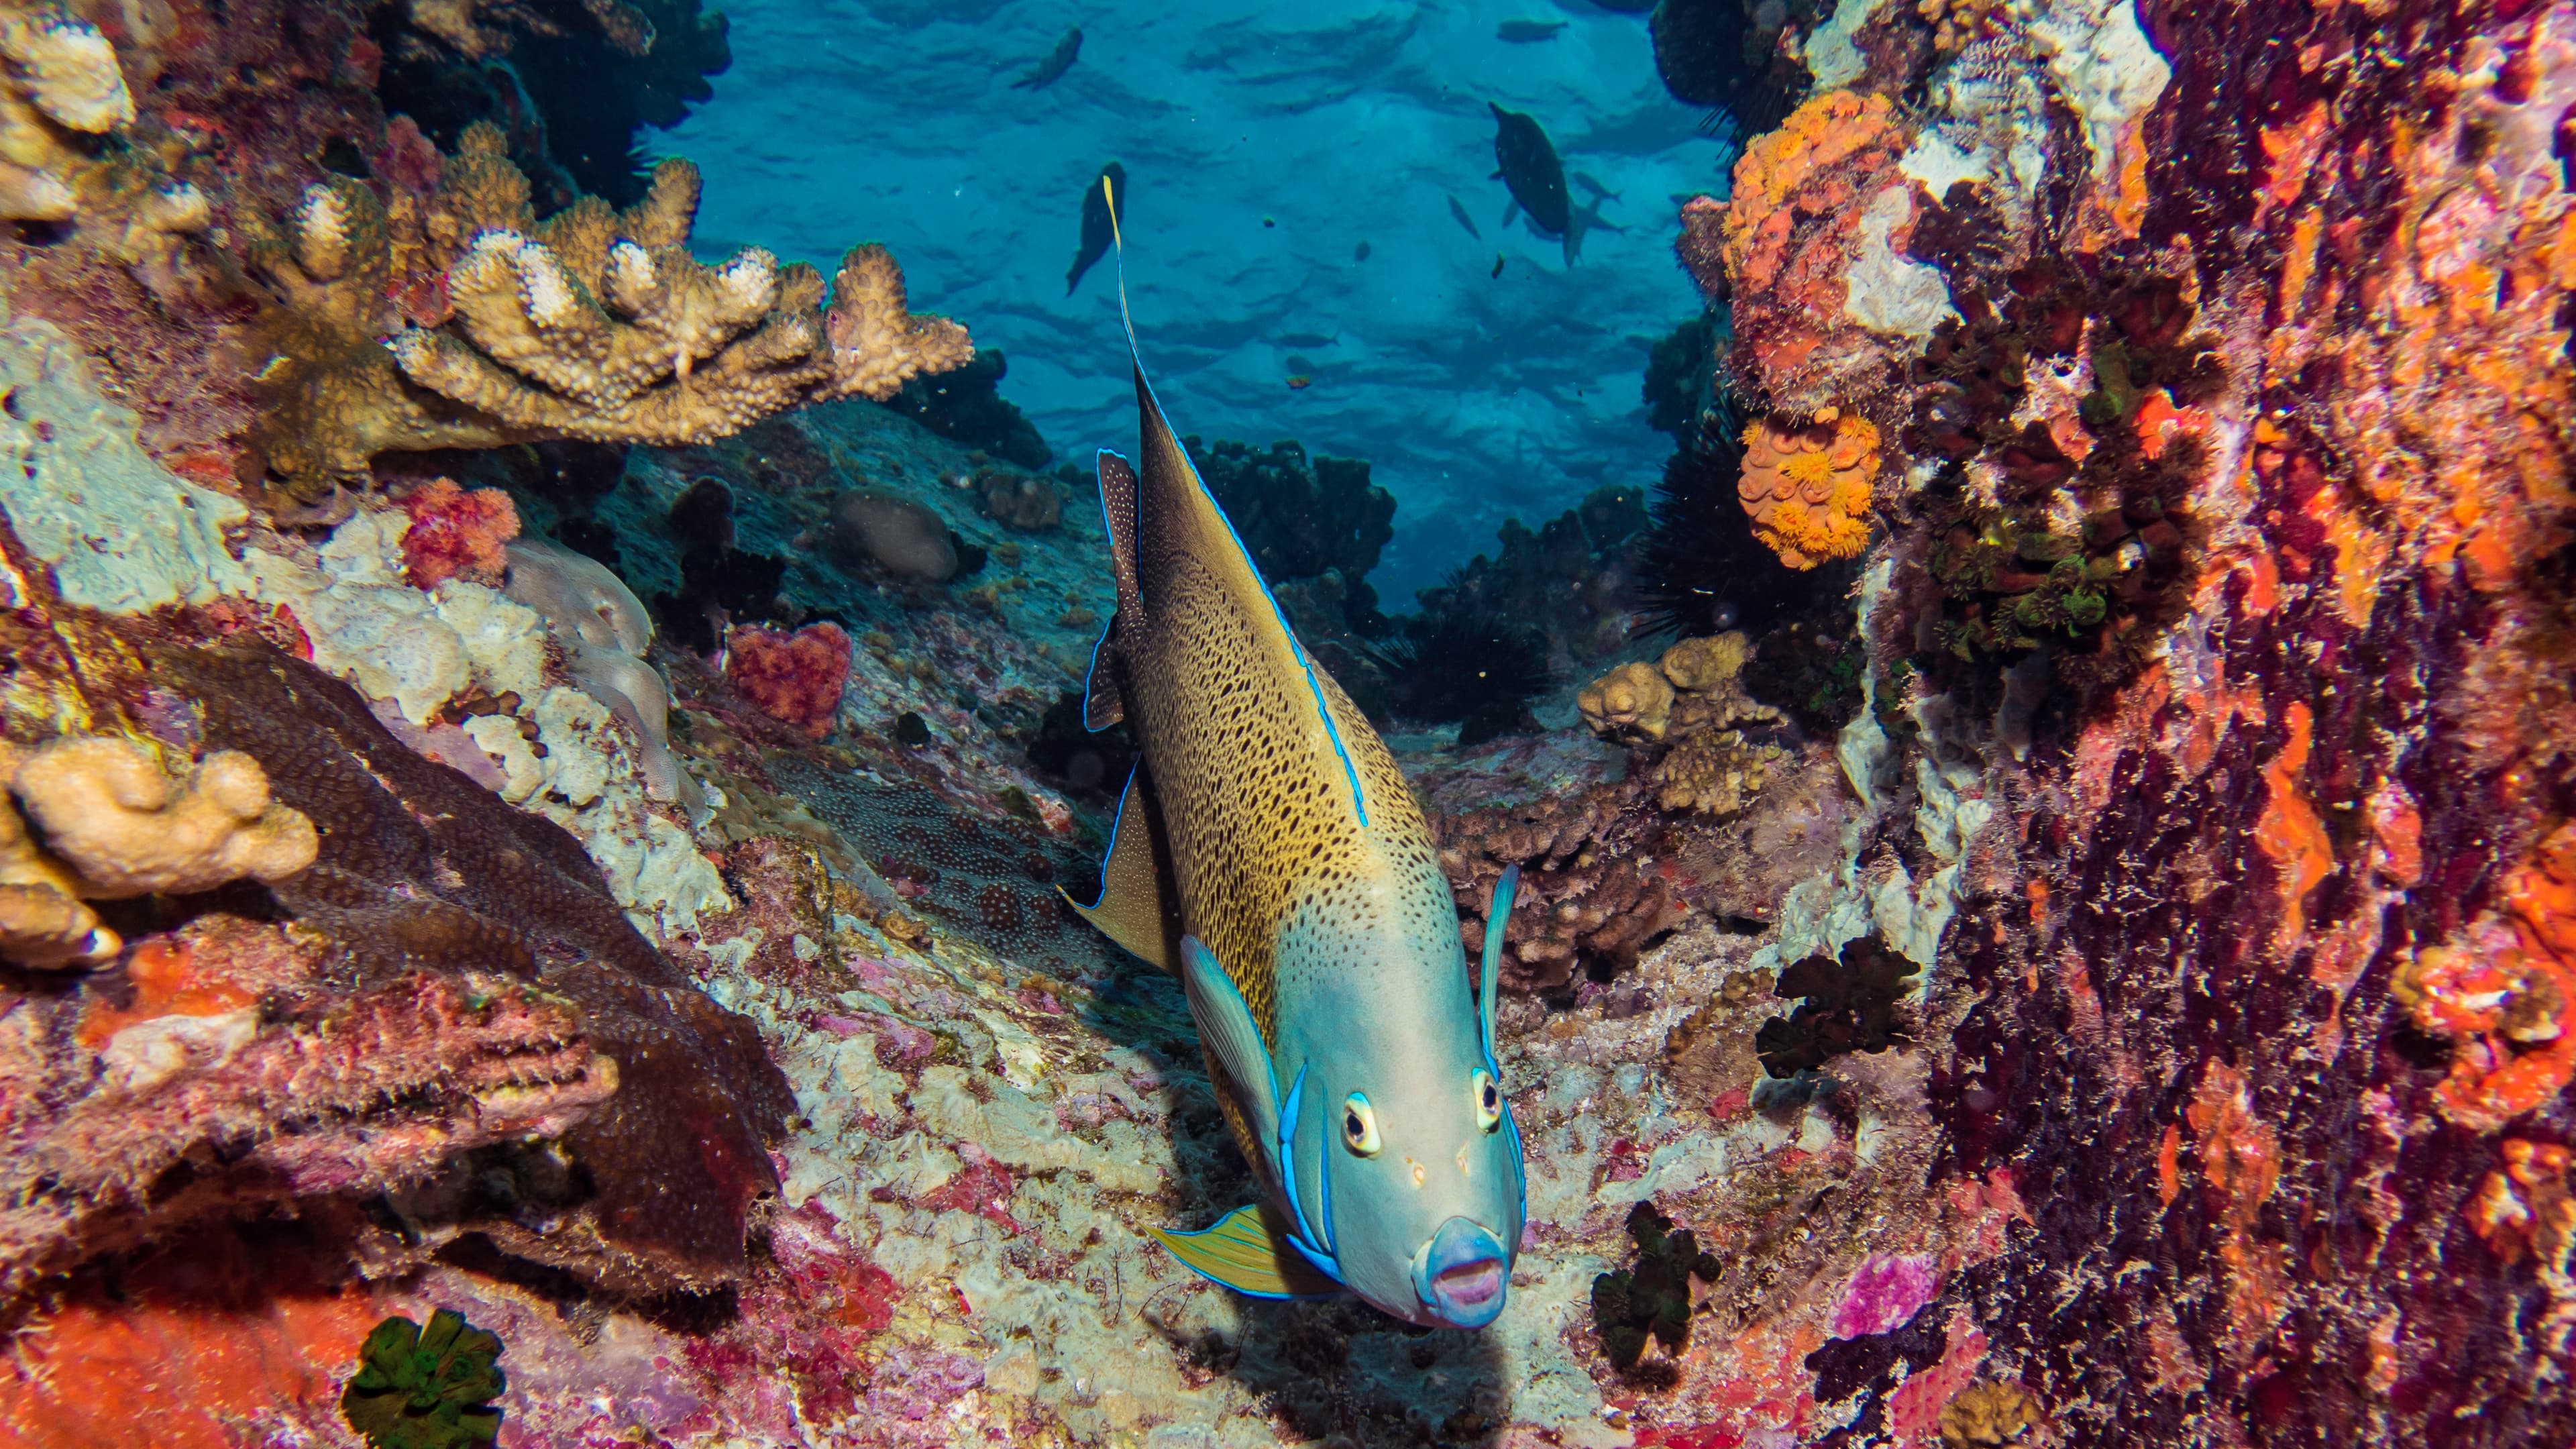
top-left (664, 0), bottom-right (1730, 598)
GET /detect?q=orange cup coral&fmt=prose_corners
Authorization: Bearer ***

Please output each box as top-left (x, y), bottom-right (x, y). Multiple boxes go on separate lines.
top-left (1738, 414), bottom-right (1881, 569)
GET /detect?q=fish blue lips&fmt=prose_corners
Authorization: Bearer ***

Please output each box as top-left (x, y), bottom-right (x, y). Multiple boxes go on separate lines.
top-left (1412, 1216), bottom-right (1510, 1329)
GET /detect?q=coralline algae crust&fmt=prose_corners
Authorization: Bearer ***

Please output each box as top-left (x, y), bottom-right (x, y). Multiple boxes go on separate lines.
top-left (0, 313), bottom-right (250, 613)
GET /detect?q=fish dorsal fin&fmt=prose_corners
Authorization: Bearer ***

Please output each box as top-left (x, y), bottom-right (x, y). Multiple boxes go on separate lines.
top-left (1150, 1204), bottom-right (1343, 1300)
top-left (1106, 193), bottom-right (1374, 829)
top-left (1065, 764), bottom-right (1180, 971)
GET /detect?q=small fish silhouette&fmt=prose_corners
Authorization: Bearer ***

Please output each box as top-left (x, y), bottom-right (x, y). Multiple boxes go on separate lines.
top-left (1012, 26), bottom-right (1082, 91)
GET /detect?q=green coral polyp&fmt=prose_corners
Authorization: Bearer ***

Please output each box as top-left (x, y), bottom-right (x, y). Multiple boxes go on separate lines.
top-left (340, 1309), bottom-right (507, 1449)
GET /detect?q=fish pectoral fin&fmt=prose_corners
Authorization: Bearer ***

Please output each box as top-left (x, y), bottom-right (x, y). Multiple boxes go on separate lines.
top-left (1066, 764), bottom-right (1181, 972)
top-left (1151, 1204), bottom-right (1342, 1299)
top-left (1179, 935), bottom-right (1282, 1144)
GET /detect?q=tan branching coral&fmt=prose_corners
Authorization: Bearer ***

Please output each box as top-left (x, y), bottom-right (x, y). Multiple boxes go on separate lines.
top-left (252, 123), bottom-right (971, 498)
top-left (1578, 661), bottom-right (1674, 741)
top-left (1432, 783), bottom-right (1680, 994)
top-left (1740, 413), bottom-right (1881, 568)
top-left (0, 2), bottom-right (131, 221)
top-left (9, 738), bottom-right (317, 898)
top-left (0, 737), bottom-right (318, 970)
top-left (1577, 633), bottom-right (1786, 816)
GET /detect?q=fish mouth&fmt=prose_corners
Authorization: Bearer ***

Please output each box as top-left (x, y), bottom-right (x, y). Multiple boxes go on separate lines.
top-left (1411, 1216), bottom-right (1511, 1330)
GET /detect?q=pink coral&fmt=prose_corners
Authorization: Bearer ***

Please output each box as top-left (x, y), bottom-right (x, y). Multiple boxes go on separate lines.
top-left (396, 478), bottom-right (519, 588)
top-left (726, 621), bottom-right (854, 737)
top-left (1831, 1252), bottom-right (1941, 1339)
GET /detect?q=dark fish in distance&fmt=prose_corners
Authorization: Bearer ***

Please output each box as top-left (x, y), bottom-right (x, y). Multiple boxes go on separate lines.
top-left (1012, 26), bottom-right (1082, 90)
top-left (1068, 162), bottom-right (1126, 296)
top-left (1489, 102), bottom-right (1569, 235)
top-left (1491, 252), bottom-right (1505, 278)
top-left (1446, 194), bottom-right (1482, 239)
top-left (1496, 19), bottom-right (1566, 41)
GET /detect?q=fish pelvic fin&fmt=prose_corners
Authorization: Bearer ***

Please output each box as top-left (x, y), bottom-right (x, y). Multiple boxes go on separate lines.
top-left (1150, 1205), bottom-right (1343, 1300)
top-left (1064, 765), bottom-right (1181, 973)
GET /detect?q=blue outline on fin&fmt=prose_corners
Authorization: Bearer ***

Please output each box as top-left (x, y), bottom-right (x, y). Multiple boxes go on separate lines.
top-left (1478, 865), bottom-right (1519, 1069)
top-left (1075, 766), bottom-right (1143, 912)
top-left (1271, 1063), bottom-right (1344, 1285)
top-left (1079, 447), bottom-right (1130, 735)
top-left (1104, 189), bottom-right (1371, 829)
top-left (1157, 1210), bottom-right (1340, 1301)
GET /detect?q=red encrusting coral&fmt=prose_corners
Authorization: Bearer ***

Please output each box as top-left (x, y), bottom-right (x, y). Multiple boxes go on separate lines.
top-left (395, 478), bottom-right (520, 588)
top-left (727, 622), bottom-right (854, 738)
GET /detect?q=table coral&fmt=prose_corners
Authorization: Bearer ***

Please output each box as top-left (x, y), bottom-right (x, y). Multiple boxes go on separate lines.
top-left (1739, 413), bottom-right (1880, 568)
top-left (250, 123), bottom-right (970, 498)
top-left (726, 621), bottom-right (852, 738)
top-left (1711, 89), bottom-right (1915, 415)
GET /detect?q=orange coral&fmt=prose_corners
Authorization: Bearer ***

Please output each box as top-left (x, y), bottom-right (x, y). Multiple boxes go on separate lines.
top-left (2398, 822), bottom-right (2576, 1130)
top-left (727, 621), bottom-right (853, 738)
top-left (1713, 90), bottom-right (1913, 414)
top-left (2470, 1138), bottom-right (2575, 1265)
top-left (396, 477), bottom-right (519, 588)
top-left (1738, 414), bottom-right (1880, 568)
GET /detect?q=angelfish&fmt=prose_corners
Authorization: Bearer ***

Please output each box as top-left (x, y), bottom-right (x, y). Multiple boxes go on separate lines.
top-left (1067, 176), bottom-right (1528, 1330)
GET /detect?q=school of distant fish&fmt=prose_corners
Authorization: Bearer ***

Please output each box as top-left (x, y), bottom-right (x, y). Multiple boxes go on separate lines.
top-left (1020, 17), bottom-right (1621, 309)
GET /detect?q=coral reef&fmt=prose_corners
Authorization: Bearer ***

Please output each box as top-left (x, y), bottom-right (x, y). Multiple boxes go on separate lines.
top-left (1433, 782), bottom-right (1681, 993)
top-left (1739, 412), bottom-right (1880, 568)
top-left (1906, 255), bottom-right (2218, 696)
top-left (725, 621), bottom-right (851, 739)
top-left (7, 737), bottom-right (317, 898)
top-left (340, 1309), bottom-right (506, 1448)
top-left (1185, 434), bottom-right (1395, 634)
top-left (1578, 633), bottom-right (1788, 816)
top-left (1637, 402), bottom-right (1849, 637)
top-left (0, 2), bottom-right (131, 221)
top-left (973, 466), bottom-right (1064, 532)
top-left (250, 123), bottom-right (970, 498)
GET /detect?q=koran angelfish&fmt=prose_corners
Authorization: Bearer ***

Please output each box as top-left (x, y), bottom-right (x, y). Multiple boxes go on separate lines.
top-left (1067, 180), bottom-right (1527, 1330)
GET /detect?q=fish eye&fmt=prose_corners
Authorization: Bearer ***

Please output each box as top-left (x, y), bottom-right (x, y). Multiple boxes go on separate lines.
top-left (1342, 1092), bottom-right (1381, 1155)
top-left (1472, 1069), bottom-right (1501, 1132)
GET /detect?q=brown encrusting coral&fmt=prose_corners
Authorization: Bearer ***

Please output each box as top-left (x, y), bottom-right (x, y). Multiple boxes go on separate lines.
top-left (248, 123), bottom-right (970, 498)
top-left (1432, 781), bottom-right (1679, 994)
